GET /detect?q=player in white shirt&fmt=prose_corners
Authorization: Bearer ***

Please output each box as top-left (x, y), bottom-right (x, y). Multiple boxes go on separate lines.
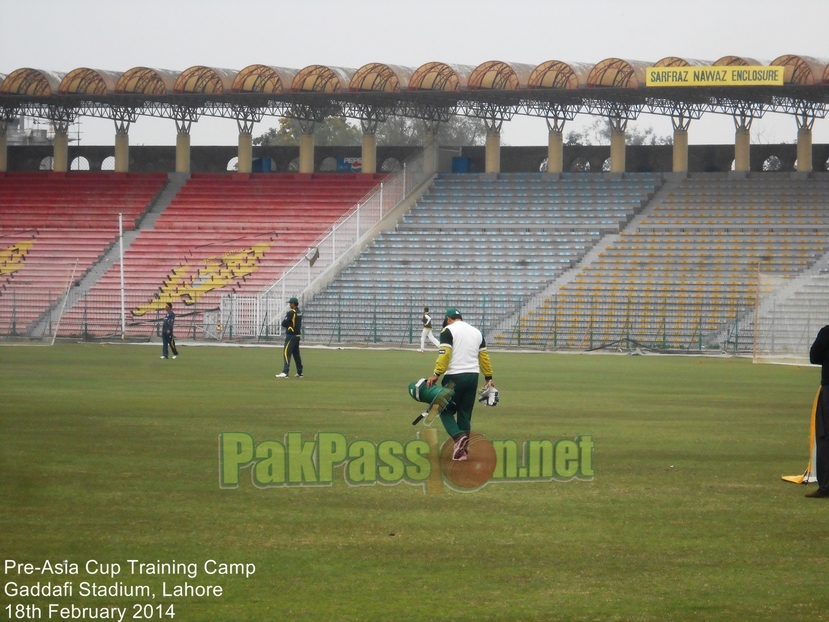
top-left (426, 307), bottom-right (495, 461)
top-left (419, 306), bottom-right (440, 352)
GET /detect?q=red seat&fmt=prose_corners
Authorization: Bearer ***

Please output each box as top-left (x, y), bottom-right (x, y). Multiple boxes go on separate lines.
top-left (56, 173), bottom-right (385, 336)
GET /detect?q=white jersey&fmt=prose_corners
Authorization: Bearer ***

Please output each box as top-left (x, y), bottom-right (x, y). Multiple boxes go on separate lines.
top-left (442, 320), bottom-right (485, 375)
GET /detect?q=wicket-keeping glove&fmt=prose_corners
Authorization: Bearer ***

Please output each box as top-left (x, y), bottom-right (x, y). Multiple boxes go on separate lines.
top-left (478, 384), bottom-right (499, 407)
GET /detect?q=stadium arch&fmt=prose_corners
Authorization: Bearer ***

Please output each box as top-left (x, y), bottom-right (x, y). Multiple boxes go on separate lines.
top-left (349, 62), bottom-right (411, 174)
top-left (585, 58), bottom-right (650, 173)
top-left (1, 55), bottom-right (829, 175)
top-left (467, 60), bottom-right (535, 173)
top-left (60, 68), bottom-right (123, 172)
top-left (408, 62), bottom-right (474, 172)
top-left (1, 68), bottom-right (65, 171)
top-left (231, 65), bottom-right (295, 173)
top-left (290, 64), bottom-right (354, 174)
top-left (528, 60), bottom-right (589, 174)
top-left (772, 55), bottom-right (829, 172)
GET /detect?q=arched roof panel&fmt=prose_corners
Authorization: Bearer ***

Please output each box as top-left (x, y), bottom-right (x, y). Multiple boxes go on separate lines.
top-left (291, 65), bottom-right (355, 93)
top-left (771, 55), bottom-right (829, 86)
top-left (653, 57), bottom-right (711, 67)
top-left (529, 61), bottom-right (591, 89)
top-left (409, 62), bottom-right (474, 91)
top-left (3, 56), bottom-right (828, 113)
top-left (174, 66), bottom-right (237, 95)
top-left (468, 61), bottom-right (534, 91)
top-left (232, 65), bottom-right (296, 94)
top-left (59, 68), bottom-right (122, 95)
top-left (587, 58), bottom-right (651, 88)
top-left (115, 67), bottom-right (177, 95)
top-left (350, 63), bottom-right (412, 92)
top-left (713, 56), bottom-right (764, 66)
top-left (0, 68), bottom-right (64, 97)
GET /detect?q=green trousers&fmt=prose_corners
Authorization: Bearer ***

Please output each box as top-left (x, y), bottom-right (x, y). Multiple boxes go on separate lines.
top-left (439, 373), bottom-right (479, 438)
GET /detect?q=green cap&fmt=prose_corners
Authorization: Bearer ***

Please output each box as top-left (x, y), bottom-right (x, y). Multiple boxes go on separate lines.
top-left (288, 297), bottom-right (299, 304)
top-left (445, 307), bottom-right (462, 319)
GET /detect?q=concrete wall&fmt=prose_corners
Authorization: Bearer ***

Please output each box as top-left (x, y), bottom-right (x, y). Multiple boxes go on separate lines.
top-left (5, 145), bottom-right (420, 173)
top-left (457, 144), bottom-right (829, 174)
top-left (6, 143), bottom-right (829, 174)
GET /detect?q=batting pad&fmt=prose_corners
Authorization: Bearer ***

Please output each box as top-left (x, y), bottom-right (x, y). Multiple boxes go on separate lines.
top-left (408, 379), bottom-right (456, 426)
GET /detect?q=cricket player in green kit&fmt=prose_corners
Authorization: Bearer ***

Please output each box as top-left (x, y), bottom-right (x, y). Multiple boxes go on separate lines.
top-left (276, 297), bottom-right (303, 378)
top-left (426, 308), bottom-right (495, 461)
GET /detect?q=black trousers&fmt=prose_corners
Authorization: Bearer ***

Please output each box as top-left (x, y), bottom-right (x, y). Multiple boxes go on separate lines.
top-left (816, 386), bottom-right (829, 491)
top-left (162, 332), bottom-right (178, 357)
top-left (282, 335), bottom-right (302, 375)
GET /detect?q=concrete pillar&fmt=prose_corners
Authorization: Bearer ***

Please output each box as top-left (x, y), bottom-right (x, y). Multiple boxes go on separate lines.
top-left (797, 126), bottom-right (813, 173)
top-left (361, 132), bottom-right (377, 174)
top-left (672, 128), bottom-right (689, 173)
top-left (0, 122), bottom-right (7, 172)
top-left (485, 129), bottom-right (501, 174)
top-left (237, 132), bottom-right (253, 174)
top-left (547, 129), bottom-right (563, 174)
top-left (423, 131), bottom-right (438, 174)
top-left (175, 132), bottom-right (191, 173)
top-left (114, 131), bottom-right (130, 173)
top-left (299, 132), bottom-right (314, 174)
top-left (53, 127), bottom-right (69, 172)
top-left (610, 127), bottom-right (626, 173)
top-left (734, 127), bottom-right (750, 172)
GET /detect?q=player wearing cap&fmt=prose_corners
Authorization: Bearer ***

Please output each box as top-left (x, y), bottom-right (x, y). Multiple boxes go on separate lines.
top-left (276, 296), bottom-right (303, 378)
top-left (425, 307), bottom-right (495, 461)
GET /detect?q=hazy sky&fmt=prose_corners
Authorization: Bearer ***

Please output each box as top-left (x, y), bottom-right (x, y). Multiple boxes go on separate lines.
top-left (2, 0), bottom-right (828, 146)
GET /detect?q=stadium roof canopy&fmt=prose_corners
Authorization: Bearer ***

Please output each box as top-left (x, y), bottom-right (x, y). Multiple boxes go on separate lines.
top-left (1, 56), bottom-right (828, 127)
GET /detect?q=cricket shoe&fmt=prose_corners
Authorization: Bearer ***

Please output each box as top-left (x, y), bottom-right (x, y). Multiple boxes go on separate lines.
top-left (160, 356), bottom-right (167, 359)
top-left (275, 373), bottom-right (288, 378)
top-left (294, 373), bottom-right (304, 378)
top-left (452, 434), bottom-right (469, 461)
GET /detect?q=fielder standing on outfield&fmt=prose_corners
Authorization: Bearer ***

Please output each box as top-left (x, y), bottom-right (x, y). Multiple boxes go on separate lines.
top-left (807, 324), bottom-right (829, 497)
top-left (276, 297), bottom-right (303, 378)
top-left (418, 306), bottom-right (440, 352)
top-left (160, 302), bottom-right (178, 360)
top-left (426, 307), bottom-right (494, 461)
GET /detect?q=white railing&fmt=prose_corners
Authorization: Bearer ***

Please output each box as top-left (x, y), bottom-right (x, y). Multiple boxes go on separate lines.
top-left (753, 273), bottom-right (829, 361)
top-left (262, 150), bottom-right (426, 299)
top-left (219, 149), bottom-right (432, 337)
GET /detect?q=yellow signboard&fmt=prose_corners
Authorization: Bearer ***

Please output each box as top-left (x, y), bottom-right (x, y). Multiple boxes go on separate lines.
top-left (646, 66), bottom-right (784, 87)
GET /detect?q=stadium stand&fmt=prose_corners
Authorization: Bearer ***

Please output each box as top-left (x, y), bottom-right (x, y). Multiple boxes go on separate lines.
top-left (5, 168), bottom-right (829, 353)
top-left (54, 173), bottom-right (385, 337)
top-left (304, 172), bottom-right (663, 344)
top-left (516, 172), bottom-right (829, 350)
top-left (0, 172), bottom-right (168, 335)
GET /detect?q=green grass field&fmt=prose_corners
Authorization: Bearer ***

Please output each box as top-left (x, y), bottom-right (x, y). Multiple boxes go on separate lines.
top-left (0, 343), bottom-right (824, 621)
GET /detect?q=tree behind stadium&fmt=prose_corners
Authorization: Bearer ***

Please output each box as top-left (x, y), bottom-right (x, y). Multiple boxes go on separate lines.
top-left (254, 116), bottom-right (486, 147)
